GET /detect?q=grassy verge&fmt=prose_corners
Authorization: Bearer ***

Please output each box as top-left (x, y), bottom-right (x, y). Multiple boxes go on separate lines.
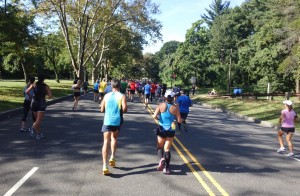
top-left (192, 88), bottom-right (300, 130)
top-left (0, 79), bottom-right (90, 112)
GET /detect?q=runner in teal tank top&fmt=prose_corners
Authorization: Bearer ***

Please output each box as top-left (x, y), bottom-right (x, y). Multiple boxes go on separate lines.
top-left (100, 79), bottom-right (127, 175)
top-left (153, 90), bottom-right (182, 174)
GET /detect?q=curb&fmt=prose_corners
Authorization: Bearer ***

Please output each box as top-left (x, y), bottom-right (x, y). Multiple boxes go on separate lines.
top-left (0, 94), bottom-right (73, 121)
top-left (199, 102), bottom-right (279, 130)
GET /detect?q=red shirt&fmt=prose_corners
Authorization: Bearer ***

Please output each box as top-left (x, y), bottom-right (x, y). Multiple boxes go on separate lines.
top-left (130, 82), bottom-right (136, 90)
top-left (151, 84), bottom-right (157, 93)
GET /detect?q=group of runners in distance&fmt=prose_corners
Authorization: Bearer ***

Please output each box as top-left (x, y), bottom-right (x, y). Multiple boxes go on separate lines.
top-left (18, 76), bottom-right (297, 176)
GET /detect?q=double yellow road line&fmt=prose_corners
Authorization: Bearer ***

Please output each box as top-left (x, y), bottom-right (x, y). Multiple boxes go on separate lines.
top-left (146, 104), bottom-right (229, 196)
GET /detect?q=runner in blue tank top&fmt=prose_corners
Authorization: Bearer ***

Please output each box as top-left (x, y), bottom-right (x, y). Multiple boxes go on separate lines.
top-left (100, 79), bottom-right (127, 175)
top-left (153, 90), bottom-right (182, 174)
top-left (144, 81), bottom-right (151, 108)
top-left (176, 90), bottom-right (192, 132)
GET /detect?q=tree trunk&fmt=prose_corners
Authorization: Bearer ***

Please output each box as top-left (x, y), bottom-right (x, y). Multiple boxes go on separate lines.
top-left (92, 67), bottom-right (99, 83)
top-left (21, 61), bottom-right (27, 83)
top-left (296, 79), bottom-right (300, 101)
top-left (54, 68), bottom-right (60, 83)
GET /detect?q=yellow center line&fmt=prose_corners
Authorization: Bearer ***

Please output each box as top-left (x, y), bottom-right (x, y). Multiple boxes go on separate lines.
top-left (174, 137), bottom-right (230, 196)
top-left (172, 142), bottom-right (216, 196)
top-left (145, 101), bottom-right (229, 196)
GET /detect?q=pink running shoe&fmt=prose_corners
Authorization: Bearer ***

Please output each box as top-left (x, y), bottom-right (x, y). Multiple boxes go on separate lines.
top-left (157, 158), bottom-right (165, 171)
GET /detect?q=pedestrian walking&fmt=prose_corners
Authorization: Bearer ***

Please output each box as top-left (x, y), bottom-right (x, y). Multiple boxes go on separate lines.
top-left (100, 79), bottom-right (127, 175)
top-left (152, 90), bottom-right (182, 174)
top-left (191, 84), bottom-right (196, 96)
top-left (26, 75), bottom-right (52, 140)
top-left (277, 100), bottom-right (297, 157)
top-left (176, 90), bottom-right (192, 133)
top-left (20, 76), bottom-right (36, 132)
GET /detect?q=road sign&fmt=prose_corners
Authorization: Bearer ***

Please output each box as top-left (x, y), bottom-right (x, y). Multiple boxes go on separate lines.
top-left (190, 76), bottom-right (196, 84)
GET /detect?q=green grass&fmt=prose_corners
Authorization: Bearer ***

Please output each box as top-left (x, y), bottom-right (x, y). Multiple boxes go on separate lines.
top-left (0, 79), bottom-right (91, 112)
top-left (192, 88), bottom-right (300, 130)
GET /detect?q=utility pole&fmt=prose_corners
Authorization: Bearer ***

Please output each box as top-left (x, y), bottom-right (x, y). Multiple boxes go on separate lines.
top-left (228, 48), bottom-right (232, 95)
top-left (221, 48), bottom-right (232, 94)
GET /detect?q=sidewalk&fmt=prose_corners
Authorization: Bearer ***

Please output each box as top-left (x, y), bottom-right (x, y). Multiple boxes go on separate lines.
top-left (0, 94), bottom-right (73, 121)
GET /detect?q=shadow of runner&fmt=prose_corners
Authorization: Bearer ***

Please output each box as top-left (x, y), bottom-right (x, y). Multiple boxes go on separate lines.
top-left (109, 163), bottom-right (188, 178)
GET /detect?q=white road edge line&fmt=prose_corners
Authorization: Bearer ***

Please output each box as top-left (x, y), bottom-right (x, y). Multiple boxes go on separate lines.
top-left (283, 154), bottom-right (300, 162)
top-left (4, 167), bottom-right (39, 196)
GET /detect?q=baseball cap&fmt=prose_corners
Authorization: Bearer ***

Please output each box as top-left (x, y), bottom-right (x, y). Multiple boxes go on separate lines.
top-left (164, 90), bottom-right (175, 98)
top-left (283, 100), bottom-right (293, 106)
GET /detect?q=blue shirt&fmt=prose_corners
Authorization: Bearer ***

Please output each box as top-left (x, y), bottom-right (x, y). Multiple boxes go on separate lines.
top-left (94, 83), bottom-right (99, 90)
top-left (24, 85), bottom-right (34, 101)
top-left (177, 95), bottom-right (192, 114)
top-left (159, 103), bottom-right (175, 131)
top-left (144, 84), bottom-right (151, 94)
top-left (104, 85), bottom-right (112, 93)
top-left (103, 92), bottom-right (123, 126)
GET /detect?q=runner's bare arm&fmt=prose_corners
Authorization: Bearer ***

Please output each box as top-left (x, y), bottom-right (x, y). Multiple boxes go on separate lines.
top-left (122, 95), bottom-right (127, 113)
top-left (176, 108), bottom-right (182, 123)
top-left (25, 84), bottom-right (34, 99)
top-left (100, 98), bottom-right (105, 112)
top-left (153, 105), bottom-right (161, 120)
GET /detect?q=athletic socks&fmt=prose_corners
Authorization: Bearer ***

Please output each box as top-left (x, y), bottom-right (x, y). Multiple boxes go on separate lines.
top-left (157, 148), bottom-right (163, 159)
top-left (164, 151), bottom-right (171, 168)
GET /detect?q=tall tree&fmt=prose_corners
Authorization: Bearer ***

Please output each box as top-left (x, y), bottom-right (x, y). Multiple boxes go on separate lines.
top-left (174, 20), bottom-right (211, 86)
top-left (155, 41), bottom-right (180, 85)
top-left (274, 0), bottom-right (300, 93)
top-left (201, 0), bottom-right (230, 27)
top-left (0, 2), bottom-right (37, 81)
top-left (40, 33), bottom-right (66, 82)
top-left (33, 0), bottom-right (162, 82)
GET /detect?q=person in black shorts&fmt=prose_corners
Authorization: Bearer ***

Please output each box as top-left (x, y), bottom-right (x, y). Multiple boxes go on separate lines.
top-left (100, 79), bottom-right (127, 175)
top-left (176, 90), bottom-right (192, 132)
top-left (72, 80), bottom-right (82, 110)
top-left (20, 76), bottom-right (36, 132)
top-left (277, 100), bottom-right (297, 157)
top-left (93, 80), bottom-right (99, 102)
top-left (26, 75), bottom-right (52, 140)
top-left (153, 91), bottom-right (182, 174)
top-left (83, 80), bottom-right (89, 95)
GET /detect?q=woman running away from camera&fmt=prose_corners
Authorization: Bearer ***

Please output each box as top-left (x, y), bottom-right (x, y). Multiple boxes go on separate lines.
top-left (152, 90), bottom-right (182, 174)
top-left (26, 75), bottom-right (52, 140)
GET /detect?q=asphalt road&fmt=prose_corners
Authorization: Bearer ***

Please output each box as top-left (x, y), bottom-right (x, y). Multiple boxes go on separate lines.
top-left (0, 92), bottom-right (299, 196)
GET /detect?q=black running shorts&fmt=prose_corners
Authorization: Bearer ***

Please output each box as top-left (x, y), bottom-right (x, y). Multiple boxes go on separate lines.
top-left (280, 127), bottom-right (295, 133)
top-left (180, 113), bottom-right (188, 120)
top-left (101, 125), bottom-right (121, 132)
top-left (31, 100), bottom-right (46, 112)
top-left (74, 92), bottom-right (81, 97)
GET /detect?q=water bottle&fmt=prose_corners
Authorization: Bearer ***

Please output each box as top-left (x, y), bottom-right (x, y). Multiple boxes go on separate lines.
top-left (171, 121), bottom-right (176, 130)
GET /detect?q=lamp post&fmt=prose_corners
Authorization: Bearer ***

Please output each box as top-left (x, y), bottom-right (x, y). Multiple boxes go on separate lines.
top-left (169, 55), bottom-right (173, 88)
top-left (221, 48), bottom-right (232, 94)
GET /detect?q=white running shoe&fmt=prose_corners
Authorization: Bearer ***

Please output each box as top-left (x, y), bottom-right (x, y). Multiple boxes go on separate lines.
top-left (287, 152), bottom-right (294, 157)
top-left (36, 133), bottom-right (45, 140)
top-left (277, 147), bottom-right (285, 153)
